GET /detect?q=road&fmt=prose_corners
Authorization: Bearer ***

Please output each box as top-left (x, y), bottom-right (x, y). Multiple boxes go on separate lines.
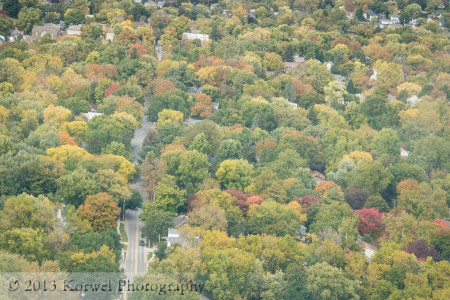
top-left (124, 209), bottom-right (147, 282)
top-left (124, 97), bottom-right (150, 285)
top-left (122, 40), bottom-right (163, 297)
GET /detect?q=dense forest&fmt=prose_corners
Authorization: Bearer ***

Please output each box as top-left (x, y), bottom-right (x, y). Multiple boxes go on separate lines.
top-left (0, 0), bottom-right (449, 299)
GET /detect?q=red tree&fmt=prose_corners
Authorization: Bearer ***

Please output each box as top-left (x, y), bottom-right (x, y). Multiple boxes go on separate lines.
top-left (355, 208), bottom-right (385, 239)
top-left (104, 83), bottom-right (120, 97)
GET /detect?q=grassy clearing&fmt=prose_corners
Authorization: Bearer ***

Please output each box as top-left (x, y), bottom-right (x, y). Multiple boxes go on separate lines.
top-left (120, 223), bottom-right (128, 243)
top-left (147, 252), bottom-right (152, 261)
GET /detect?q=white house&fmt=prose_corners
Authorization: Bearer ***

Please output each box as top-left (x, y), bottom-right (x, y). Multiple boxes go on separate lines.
top-left (400, 148), bottom-right (410, 158)
top-left (182, 32), bottom-right (209, 43)
top-left (66, 24), bottom-right (83, 36)
top-left (83, 112), bottom-right (103, 121)
top-left (407, 95), bottom-right (421, 106)
top-left (391, 14), bottom-right (400, 23)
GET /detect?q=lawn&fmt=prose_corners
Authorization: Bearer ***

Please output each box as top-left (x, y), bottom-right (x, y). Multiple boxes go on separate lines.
top-left (120, 223), bottom-right (128, 243)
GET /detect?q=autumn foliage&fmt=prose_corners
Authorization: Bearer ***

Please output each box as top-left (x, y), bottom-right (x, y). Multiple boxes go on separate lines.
top-left (104, 83), bottom-right (120, 97)
top-left (355, 208), bottom-right (385, 239)
top-left (77, 193), bottom-right (121, 232)
top-left (314, 181), bottom-right (342, 197)
top-left (190, 93), bottom-right (212, 119)
top-left (154, 79), bottom-right (176, 94)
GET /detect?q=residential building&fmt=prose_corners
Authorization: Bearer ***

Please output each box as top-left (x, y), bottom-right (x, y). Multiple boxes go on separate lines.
top-left (31, 23), bottom-right (61, 41)
top-left (284, 62), bottom-right (303, 73)
top-left (66, 24), bottom-right (82, 36)
top-left (182, 31), bottom-right (209, 43)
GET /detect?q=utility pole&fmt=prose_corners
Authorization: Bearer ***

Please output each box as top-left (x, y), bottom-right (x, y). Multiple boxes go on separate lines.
top-left (123, 199), bottom-right (126, 221)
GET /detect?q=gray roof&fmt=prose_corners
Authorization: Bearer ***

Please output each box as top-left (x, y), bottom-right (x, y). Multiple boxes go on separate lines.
top-left (10, 28), bottom-right (24, 36)
top-left (32, 23), bottom-right (61, 36)
top-left (66, 24), bottom-right (83, 32)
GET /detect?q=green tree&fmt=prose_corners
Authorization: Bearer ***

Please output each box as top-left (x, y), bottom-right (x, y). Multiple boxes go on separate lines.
top-left (410, 136), bottom-right (449, 174)
top-left (64, 8), bottom-right (85, 25)
top-left (347, 160), bottom-right (393, 195)
top-left (310, 200), bottom-right (356, 233)
top-left (0, 194), bottom-right (55, 232)
top-left (154, 241), bottom-right (168, 260)
top-left (306, 262), bottom-right (361, 300)
top-left (361, 94), bottom-right (388, 130)
top-left (0, 227), bottom-right (50, 262)
top-left (101, 141), bottom-right (133, 162)
top-left (140, 205), bottom-right (175, 245)
top-left (0, 151), bottom-right (57, 197)
top-left (0, 15), bottom-right (14, 37)
top-left (17, 7), bottom-right (41, 34)
top-left (3, 0), bottom-right (21, 18)
top-left (373, 128), bottom-right (400, 160)
top-left (146, 90), bottom-right (190, 122)
top-left (216, 159), bottom-right (254, 190)
top-left (176, 150), bottom-right (210, 195)
top-left (56, 167), bottom-right (97, 207)
top-left (216, 139), bottom-right (243, 163)
top-left (248, 201), bottom-right (302, 237)
top-left (85, 115), bottom-right (134, 154)
top-left (120, 189), bottom-right (143, 211)
top-left (290, 60), bottom-right (333, 92)
top-left (154, 175), bottom-right (186, 213)
top-left (188, 133), bottom-right (211, 155)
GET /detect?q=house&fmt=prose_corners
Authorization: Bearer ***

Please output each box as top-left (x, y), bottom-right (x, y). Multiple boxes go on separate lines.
top-left (293, 55), bottom-right (305, 63)
top-left (212, 102), bottom-right (220, 111)
top-left (284, 62), bottom-right (303, 73)
top-left (66, 24), bottom-right (82, 36)
top-left (288, 101), bottom-right (298, 109)
top-left (325, 61), bottom-right (333, 71)
top-left (312, 171), bottom-right (326, 184)
top-left (391, 14), bottom-right (400, 23)
top-left (104, 28), bottom-right (114, 41)
top-left (83, 112), bottom-right (103, 121)
top-left (400, 148), bottom-right (409, 158)
top-left (9, 28), bottom-right (24, 41)
top-left (370, 68), bottom-right (377, 80)
top-left (346, 12), bottom-right (355, 20)
top-left (407, 95), bottom-right (421, 106)
top-left (387, 94), bottom-right (396, 102)
top-left (357, 237), bottom-right (378, 262)
top-left (187, 86), bottom-right (202, 94)
top-left (294, 225), bottom-right (310, 243)
top-left (334, 74), bottom-right (346, 85)
top-left (380, 17), bottom-right (395, 26)
top-left (173, 215), bottom-right (188, 228)
top-left (182, 31), bottom-right (209, 44)
top-left (0, 35), bottom-right (5, 44)
top-left (167, 228), bottom-right (200, 249)
top-left (31, 23), bottom-right (61, 41)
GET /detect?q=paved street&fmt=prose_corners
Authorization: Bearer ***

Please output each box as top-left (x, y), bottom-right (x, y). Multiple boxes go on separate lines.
top-left (124, 209), bottom-right (147, 282)
top-left (123, 97), bottom-right (150, 287)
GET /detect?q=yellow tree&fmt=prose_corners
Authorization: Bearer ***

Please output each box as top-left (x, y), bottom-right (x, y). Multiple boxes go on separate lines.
top-left (77, 193), bottom-right (120, 232)
top-left (43, 105), bottom-right (72, 125)
top-left (157, 109), bottom-right (184, 126)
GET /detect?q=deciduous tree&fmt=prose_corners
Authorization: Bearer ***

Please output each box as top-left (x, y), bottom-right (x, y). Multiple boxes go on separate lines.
top-left (77, 193), bottom-right (121, 232)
